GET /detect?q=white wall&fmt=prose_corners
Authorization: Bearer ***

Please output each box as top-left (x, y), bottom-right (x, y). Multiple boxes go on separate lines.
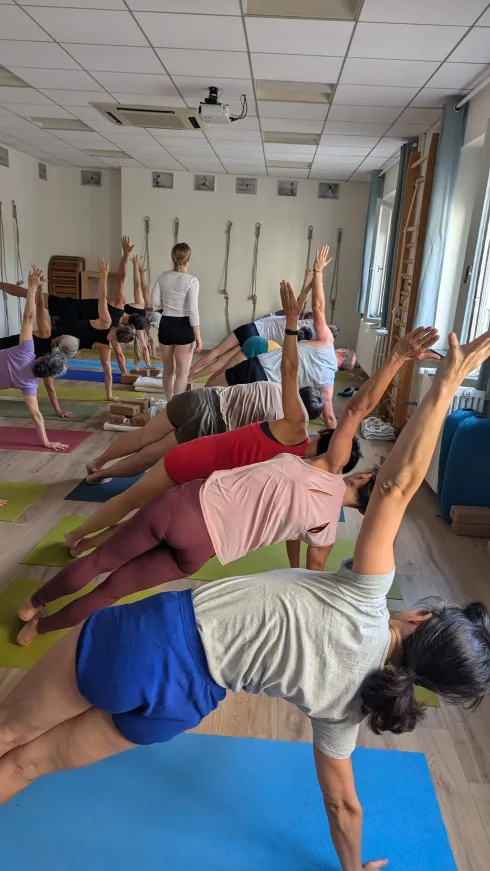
top-left (464, 80), bottom-right (490, 146)
top-left (121, 170), bottom-right (369, 349)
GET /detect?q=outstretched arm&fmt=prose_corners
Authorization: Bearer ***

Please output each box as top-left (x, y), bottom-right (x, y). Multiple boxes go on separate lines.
top-left (322, 327), bottom-right (440, 474)
top-left (95, 258), bottom-right (112, 330)
top-left (299, 269), bottom-right (312, 315)
top-left (311, 246), bottom-right (334, 345)
top-left (353, 330), bottom-right (490, 577)
top-left (269, 281), bottom-right (310, 444)
top-left (20, 266), bottom-right (44, 342)
top-left (23, 395), bottom-right (69, 452)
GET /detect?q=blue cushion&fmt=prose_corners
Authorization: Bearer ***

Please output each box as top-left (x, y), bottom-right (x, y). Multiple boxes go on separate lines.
top-left (439, 411), bottom-right (490, 518)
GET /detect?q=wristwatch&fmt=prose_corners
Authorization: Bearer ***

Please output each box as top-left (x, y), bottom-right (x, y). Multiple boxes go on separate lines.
top-left (285, 328), bottom-right (299, 336)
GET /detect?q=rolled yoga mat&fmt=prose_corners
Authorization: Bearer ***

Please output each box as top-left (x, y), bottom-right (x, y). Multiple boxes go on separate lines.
top-left (0, 482), bottom-right (49, 521)
top-left (0, 427), bottom-right (92, 453)
top-left (1, 386), bottom-right (146, 402)
top-left (0, 399), bottom-right (102, 421)
top-left (0, 733), bottom-right (456, 871)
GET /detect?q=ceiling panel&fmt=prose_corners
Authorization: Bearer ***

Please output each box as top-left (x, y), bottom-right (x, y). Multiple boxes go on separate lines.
top-left (257, 101), bottom-right (328, 121)
top-left (323, 120), bottom-right (392, 136)
top-left (328, 105), bottom-right (402, 123)
top-left (27, 8), bottom-right (148, 45)
top-left (38, 89), bottom-right (116, 105)
top-left (411, 88), bottom-right (470, 108)
top-left (0, 6), bottom-right (52, 40)
top-left (126, 0), bottom-right (241, 12)
top-left (250, 53), bottom-right (343, 83)
top-left (333, 84), bottom-right (419, 107)
top-left (205, 128), bottom-right (262, 141)
top-left (340, 57), bottom-right (439, 87)
top-left (426, 62), bottom-right (489, 89)
top-left (111, 93), bottom-right (186, 107)
top-left (212, 138), bottom-right (263, 151)
top-left (479, 8), bottom-right (490, 24)
top-left (319, 134), bottom-right (380, 147)
top-left (349, 23), bottom-right (467, 61)
top-left (449, 28), bottom-right (490, 63)
top-left (156, 48), bottom-right (250, 79)
top-left (0, 87), bottom-right (55, 104)
top-left (21, 0), bottom-right (126, 7)
top-left (62, 44), bottom-right (163, 74)
top-left (360, 0), bottom-right (490, 26)
top-left (3, 103), bottom-right (75, 118)
top-left (0, 40), bottom-right (80, 69)
top-left (316, 144), bottom-right (372, 155)
top-left (267, 168), bottom-right (310, 177)
top-left (172, 76), bottom-right (254, 99)
top-left (9, 67), bottom-right (103, 91)
top-left (388, 123), bottom-right (431, 137)
top-left (133, 12), bottom-right (246, 51)
top-left (395, 107), bottom-right (441, 125)
top-left (90, 72), bottom-right (180, 96)
top-left (245, 17), bottom-right (354, 56)
top-left (262, 117), bottom-right (324, 133)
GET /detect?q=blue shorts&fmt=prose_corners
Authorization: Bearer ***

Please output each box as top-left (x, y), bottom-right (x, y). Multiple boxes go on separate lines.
top-left (76, 590), bottom-right (226, 745)
top-left (241, 335), bottom-right (268, 359)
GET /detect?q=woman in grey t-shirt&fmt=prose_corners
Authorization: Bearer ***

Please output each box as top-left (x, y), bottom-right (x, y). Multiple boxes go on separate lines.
top-left (1, 329), bottom-right (490, 870)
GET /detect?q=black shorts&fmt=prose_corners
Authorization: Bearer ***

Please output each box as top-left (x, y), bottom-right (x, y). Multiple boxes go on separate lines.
top-left (233, 322), bottom-right (259, 346)
top-left (0, 334), bottom-right (21, 350)
top-left (48, 296), bottom-right (123, 326)
top-left (124, 303), bottom-right (152, 317)
top-left (158, 315), bottom-right (195, 346)
top-left (225, 356), bottom-right (267, 386)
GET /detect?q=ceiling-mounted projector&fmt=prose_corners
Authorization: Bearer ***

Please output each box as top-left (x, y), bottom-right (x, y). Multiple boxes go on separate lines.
top-left (198, 86), bottom-right (247, 126)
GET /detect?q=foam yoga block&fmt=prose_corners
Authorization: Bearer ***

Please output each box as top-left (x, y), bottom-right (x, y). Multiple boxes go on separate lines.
top-left (0, 482), bottom-right (49, 521)
top-left (0, 734), bottom-right (457, 871)
top-left (1, 387), bottom-right (147, 402)
top-left (0, 399), bottom-right (102, 421)
top-left (0, 427), bottom-right (91, 453)
top-left (21, 515), bottom-right (89, 567)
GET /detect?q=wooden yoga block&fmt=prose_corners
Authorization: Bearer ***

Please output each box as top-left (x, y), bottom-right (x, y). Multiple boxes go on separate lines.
top-left (121, 374), bottom-right (138, 385)
top-left (130, 367), bottom-right (150, 376)
top-left (148, 368), bottom-right (160, 377)
top-left (112, 403), bottom-right (141, 418)
top-left (450, 505), bottom-right (490, 525)
top-left (130, 398), bottom-right (149, 413)
top-left (109, 414), bottom-right (126, 425)
top-left (451, 521), bottom-right (490, 538)
top-left (131, 412), bottom-right (151, 427)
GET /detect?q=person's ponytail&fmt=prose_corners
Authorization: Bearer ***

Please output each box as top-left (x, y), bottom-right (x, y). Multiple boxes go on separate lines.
top-left (360, 667), bottom-right (425, 735)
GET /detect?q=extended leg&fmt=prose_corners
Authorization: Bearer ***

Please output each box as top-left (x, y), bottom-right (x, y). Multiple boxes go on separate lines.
top-left (190, 345), bottom-right (240, 379)
top-left (189, 332), bottom-right (238, 375)
top-left (160, 344), bottom-right (175, 400)
top-left (87, 410), bottom-right (175, 475)
top-left (88, 433), bottom-right (178, 482)
top-left (173, 343), bottom-right (194, 396)
top-left (0, 707), bottom-right (135, 805)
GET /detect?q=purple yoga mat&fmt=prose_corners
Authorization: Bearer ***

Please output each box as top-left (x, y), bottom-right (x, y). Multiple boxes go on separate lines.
top-left (0, 426), bottom-right (92, 453)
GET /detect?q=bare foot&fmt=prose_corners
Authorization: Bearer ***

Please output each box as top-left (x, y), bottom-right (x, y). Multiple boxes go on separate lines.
top-left (69, 536), bottom-right (91, 557)
top-left (64, 530), bottom-right (79, 550)
top-left (17, 598), bottom-right (41, 623)
top-left (86, 473), bottom-right (112, 485)
top-left (86, 457), bottom-right (104, 476)
top-left (17, 616), bottom-right (41, 646)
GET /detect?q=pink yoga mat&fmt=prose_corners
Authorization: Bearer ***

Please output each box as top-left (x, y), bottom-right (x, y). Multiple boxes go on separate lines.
top-left (0, 427), bottom-right (92, 453)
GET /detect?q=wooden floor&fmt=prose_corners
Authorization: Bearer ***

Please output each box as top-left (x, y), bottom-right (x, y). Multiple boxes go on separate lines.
top-left (0, 375), bottom-right (489, 869)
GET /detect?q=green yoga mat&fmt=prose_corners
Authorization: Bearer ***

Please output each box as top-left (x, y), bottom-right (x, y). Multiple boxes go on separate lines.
top-left (1, 387), bottom-right (146, 402)
top-left (21, 515), bottom-right (89, 567)
top-left (0, 578), bottom-right (157, 669)
top-left (0, 399), bottom-right (102, 421)
top-left (0, 482), bottom-right (49, 522)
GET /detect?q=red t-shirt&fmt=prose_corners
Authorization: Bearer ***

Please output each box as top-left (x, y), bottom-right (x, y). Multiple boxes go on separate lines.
top-left (164, 421), bottom-right (310, 485)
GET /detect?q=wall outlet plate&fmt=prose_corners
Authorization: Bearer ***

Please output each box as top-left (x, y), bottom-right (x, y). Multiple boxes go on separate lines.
top-left (81, 170), bottom-right (101, 186)
top-left (38, 162), bottom-right (47, 180)
top-left (152, 171), bottom-right (173, 189)
top-left (0, 146), bottom-right (9, 168)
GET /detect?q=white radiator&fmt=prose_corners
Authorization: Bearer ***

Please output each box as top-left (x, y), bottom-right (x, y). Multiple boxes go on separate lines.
top-left (419, 369), bottom-right (485, 493)
top-left (355, 320), bottom-right (388, 376)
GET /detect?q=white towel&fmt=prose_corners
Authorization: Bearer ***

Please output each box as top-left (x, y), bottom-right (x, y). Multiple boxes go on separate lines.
top-left (361, 416), bottom-right (395, 441)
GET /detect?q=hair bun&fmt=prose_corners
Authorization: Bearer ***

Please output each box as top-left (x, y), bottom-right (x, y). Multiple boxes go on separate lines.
top-left (464, 602), bottom-right (489, 628)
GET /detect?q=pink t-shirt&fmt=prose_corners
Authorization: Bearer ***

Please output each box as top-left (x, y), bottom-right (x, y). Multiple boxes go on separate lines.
top-left (0, 339), bottom-right (38, 396)
top-left (199, 453), bottom-right (346, 565)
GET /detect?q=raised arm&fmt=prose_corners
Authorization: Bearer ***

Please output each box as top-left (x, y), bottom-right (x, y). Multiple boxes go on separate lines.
top-left (353, 330), bottom-right (490, 577)
top-left (95, 258), bottom-right (112, 330)
top-left (269, 281), bottom-right (310, 444)
top-left (20, 266), bottom-right (44, 342)
top-left (299, 269), bottom-right (312, 315)
top-left (322, 327), bottom-right (440, 475)
top-left (311, 246), bottom-right (334, 345)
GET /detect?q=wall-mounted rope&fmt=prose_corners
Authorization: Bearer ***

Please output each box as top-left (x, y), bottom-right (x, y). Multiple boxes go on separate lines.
top-left (305, 225), bottom-right (314, 271)
top-left (173, 217), bottom-right (179, 246)
top-left (249, 222), bottom-right (261, 321)
top-left (328, 227), bottom-right (342, 324)
top-left (0, 202), bottom-right (9, 336)
top-left (12, 201), bottom-right (23, 328)
top-left (220, 221), bottom-right (233, 333)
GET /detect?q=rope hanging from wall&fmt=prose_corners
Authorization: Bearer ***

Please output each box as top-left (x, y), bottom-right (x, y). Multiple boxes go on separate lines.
top-left (173, 217), bottom-right (179, 246)
top-left (142, 216), bottom-right (151, 285)
top-left (220, 221), bottom-right (233, 334)
top-left (0, 202), bottom-right (9, 336)
top-left (249, 222), bottom-right (261, 321)
top-left (328, 227), bottom-right (342, 324)
top-left (11, 201), bottom-right (23, 329)
top-left (305, 225), bottom-right (314, 271)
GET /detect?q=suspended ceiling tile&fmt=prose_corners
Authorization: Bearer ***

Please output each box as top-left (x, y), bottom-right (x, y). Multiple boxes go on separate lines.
top-left (212, 139), bottom-right (264, 151)
top-left (479, 8), bottom-right (490, 24)
top-left (21, 0), bottom-right (127, 7)
top-left (0, 6), bottom-right (52, 40)
top-left (205, 128), bottom-right (262, 141)
top-left (126, 0), bottom-right (241, 11)
top-left (53, 131), bottom-right (115, 145)
top-left (133, 13), bottom-right (246, 51)
top-left (9, 67), bottom-right (104, 91)
top-left (5, 104), bottom-right (75, 118)
top-left (449, 28), bottom-right (490, 63)
top-left (65, 105), bottom-right (112, 121)
top-left (165, 147), bottom-right (215, 157)
top-left (257, 101), bottom-right (328, 121)
top-left (250, 53), bottom-right (343, 83)
top-left (261, 117), bottom-right (324, 133)
top-left (27, 8), bottom-right (148, 45)
top-left (388, 123), bottom-right (429, 137)
top-left (0, 106), bottom-right (15, 115)
top-left (91, 72), bottom-right (180, 97)
top-left (102, 158), bottom-right (144, 166)
top-left (0, 87), bottom-right (55, 104)
top-left (268, 168), bottom-right (310, 177)
top-left (0, 115), bottom-right (38, 128)
top-left (264, 148), bottom-right (317, 159)
top-left (309, 170), bottom-right (350, 179)
top-left (333, 84), bottom-right (419, 107)
top-left (328, 105), bottom-right (402, 123)
top-left (156, 49), bottom-right (250, 79)
top-left (350, 171), bottom-right (371, 181)
top-left (38, 89), bottom-right (116, 106)
top-left (173, 76), bottom-right (254, 99)
top-left (426, 62), bottom-right (489, 89)
top-left (411, 88), bottom-right (469, 108)
top-left (396, 107), bottom-right (441, 125)
top-left (340, 57), bottom-right (439, 88)
top-left (359, 0), bottom-right (489, 26)
top-left (103, 129), bottom-right (156, 140)
top-left (319, 134), bottom-right (380, 147)
top-left (323, 120), bottom-right (392, 136)
top-left (151, 130), bottom-right (208, 142)
top-left (312, 154), bottom-right (362, 165)
top-left (111, 94), bottom-right (186, 107)
top-left (62, 44), bottom-right (163, 75)
top-left (0, 41), bottom-right (80, 70)
top-left (369, 137), bottom-right (405, 156)
top-left (245, 17), bottom-right (354, 56)
top-left (349, 23), bottom-right (467, 61)
top-left (316, 144), bottom-right (372, 156)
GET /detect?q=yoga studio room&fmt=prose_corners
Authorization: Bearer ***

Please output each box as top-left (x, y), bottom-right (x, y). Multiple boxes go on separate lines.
top-left (1, 1), bottom-right (490, 869)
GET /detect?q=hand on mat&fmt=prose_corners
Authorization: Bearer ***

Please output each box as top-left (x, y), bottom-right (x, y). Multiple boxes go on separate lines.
top-left (28, 264), bottom-right (46, 289)
top-left (393, 326), bottom-right (440, 362)
top-left (122, 235), bottom-right (134, 255)
top-left (0, 499), bottom-right (7, 508)
top-left (313, 245), bottom-right (333, 272)
top-left (57, 410), bottom-right (76, 419)
top-left (97, 257), bottom-right (109, 276)
top-left (280, 280), bottom-right (309, 321)
top-left (363, 861), bottom-right (388, 870)
top-left (108, 395), bottom-right (121, 403)
top-left (45, 441), bottom-right (70, 452)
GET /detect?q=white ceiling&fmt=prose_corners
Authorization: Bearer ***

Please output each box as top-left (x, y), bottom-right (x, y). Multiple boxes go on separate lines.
top-left (0, 0), bottom-right (489, 180)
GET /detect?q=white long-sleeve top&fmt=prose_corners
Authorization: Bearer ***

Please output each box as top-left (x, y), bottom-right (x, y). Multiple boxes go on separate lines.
top-left (150, 270), bottom-right (200, 327)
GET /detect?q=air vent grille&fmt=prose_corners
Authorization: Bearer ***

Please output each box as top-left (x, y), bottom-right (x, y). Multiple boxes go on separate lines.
top-left (94, 104), bottom-right (202, 131)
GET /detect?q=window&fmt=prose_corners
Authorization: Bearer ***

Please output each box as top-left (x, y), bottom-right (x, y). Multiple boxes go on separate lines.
top-left (364, 200), bottom-right (393, 321)
top-left (467, 171), bottom-right (490, 340)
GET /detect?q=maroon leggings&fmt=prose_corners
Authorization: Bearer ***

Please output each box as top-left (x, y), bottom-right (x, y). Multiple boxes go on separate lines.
top-left (32, 479), bottom-right (214, 634)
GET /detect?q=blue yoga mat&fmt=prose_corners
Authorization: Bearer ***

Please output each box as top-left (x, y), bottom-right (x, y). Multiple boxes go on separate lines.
top-left (0, 734), bottom-right (456, 870)
top-left (69, 359), bottom-right (162, 371)
top-left (64, 475), bottom-right (143, 502)
top-left (62, 369), bottom-right (122, 383)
